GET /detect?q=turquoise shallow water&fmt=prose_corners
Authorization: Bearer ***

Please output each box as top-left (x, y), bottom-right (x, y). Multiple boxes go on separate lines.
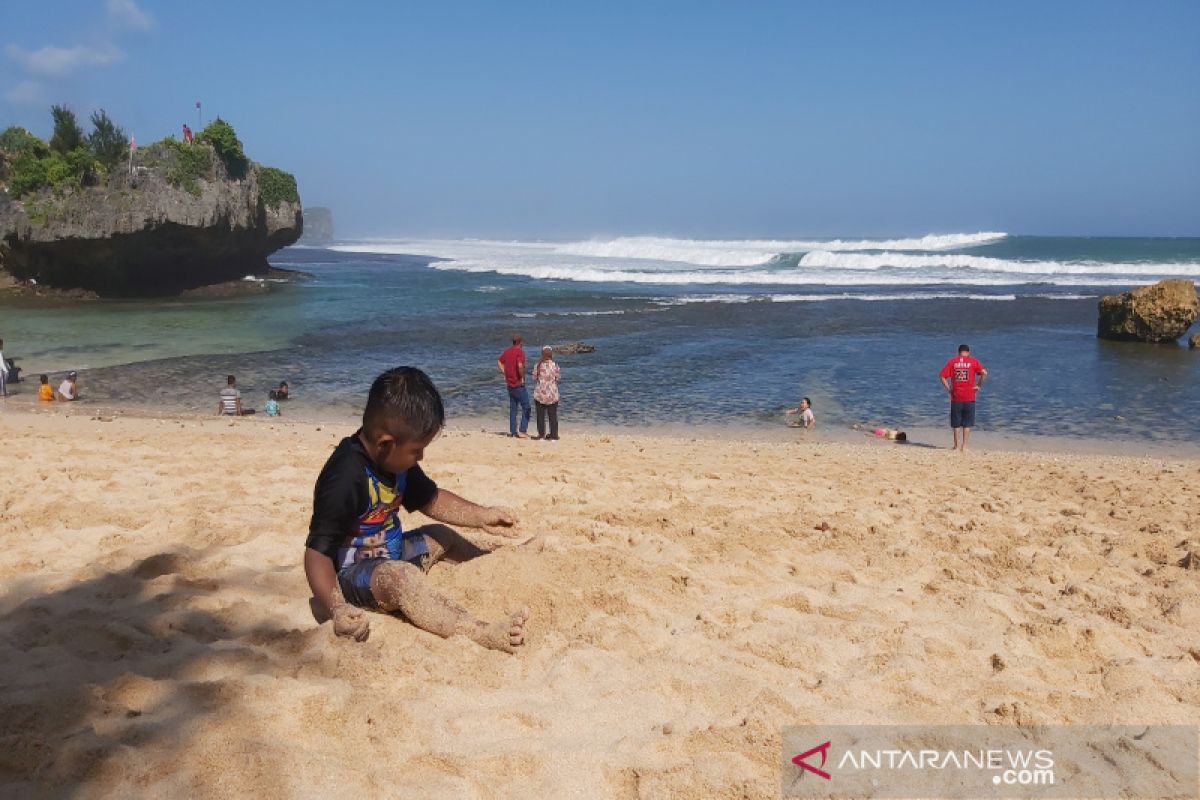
top-left (1, 235), bottom-right (1198, 446)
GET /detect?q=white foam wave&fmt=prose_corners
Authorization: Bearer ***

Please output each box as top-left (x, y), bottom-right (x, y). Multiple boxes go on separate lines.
top-left (799, 250), bottom-right (1200, 277)
top-left (553, 232), bottom-right (1007, 266)
top-left (511, 309), bottom-right (628, 318)
top-left (655, 292), bottom-right (1019, 305)
top-left (427, 260), bottom-right (1163, 288)
top-left (331, 237), bottom-right (1193, 290)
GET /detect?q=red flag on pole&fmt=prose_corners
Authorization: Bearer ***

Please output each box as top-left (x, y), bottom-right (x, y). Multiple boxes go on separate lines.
top-left (196, 101), bottom-right (201, 108)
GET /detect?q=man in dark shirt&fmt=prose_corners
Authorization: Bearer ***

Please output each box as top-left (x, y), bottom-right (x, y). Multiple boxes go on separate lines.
top-left (304, 366), bottom-right (529, 652)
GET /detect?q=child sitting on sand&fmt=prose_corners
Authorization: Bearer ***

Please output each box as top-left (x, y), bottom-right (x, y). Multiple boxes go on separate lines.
top-left (37, 374), bottom-right (54, 402)
top-left (303, 366), bottom-right (529, 652)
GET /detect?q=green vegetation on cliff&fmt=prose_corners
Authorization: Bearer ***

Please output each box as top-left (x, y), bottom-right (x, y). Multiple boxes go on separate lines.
top-left (0, 105), bottom-right (132, 197)
top-left (197, 118), bottom-right (248, 179)
top-left (158, 138), bottom-right (214, 196)
top-left (1, 108), bottom-right (301, 216)
top-left (258, 166), bottom-right (299, 209)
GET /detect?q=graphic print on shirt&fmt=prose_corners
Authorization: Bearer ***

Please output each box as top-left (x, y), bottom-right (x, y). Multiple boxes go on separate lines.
top-left (335, 467), bottom-right (428, 568)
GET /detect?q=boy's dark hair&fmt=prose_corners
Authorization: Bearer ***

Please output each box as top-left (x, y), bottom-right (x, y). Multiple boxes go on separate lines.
top-left (363, 366), bottom-right (445, 443)
top-left (226, 374), bottom-right (236, 385)
top-left (803, 396), bottom-right (812, 407)
top-left (39, 373), bottom-right (48, 383)
top-left (512, 334), bottom-right (523, 345)
top-left (280, 381), bottom-right (288, 388)
top-left (269, 390), bottom-right (277, 400)
top-left (958, 344), bottom-right (970, 353)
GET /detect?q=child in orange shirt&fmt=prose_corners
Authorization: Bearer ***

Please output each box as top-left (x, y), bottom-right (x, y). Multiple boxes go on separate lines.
top-left (37, 374), bottom-right (54, 402)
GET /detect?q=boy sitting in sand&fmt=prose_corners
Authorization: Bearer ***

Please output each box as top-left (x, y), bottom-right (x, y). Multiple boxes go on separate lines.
top-left (304, 366), bottom-right (529, 652)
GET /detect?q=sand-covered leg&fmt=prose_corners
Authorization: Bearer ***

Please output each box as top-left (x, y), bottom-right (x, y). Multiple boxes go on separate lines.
top-left (369, 560), bottom-right (528, 653)
top-left (417, 523), bottom-right (492, 570)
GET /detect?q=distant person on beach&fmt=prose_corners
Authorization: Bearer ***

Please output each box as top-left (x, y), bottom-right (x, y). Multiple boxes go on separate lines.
top-left (785, 397), bottom-right (815, 429)
top-left (217, 375), bottom-right (243, 416)
top-left (939, 344), bottom-right (987, 451)
top-left (57, 371), bottom-right (79, 401)
top-left (532, 345), bottom-right (561, 440)
top-left (277, 381), bottom-right (290, 401)
top-left (0, 338), bottom-right (8, 397)
top-left (497, 334), bottom-right (531, 438)
top-left (869, 427), bottom-right (907, 442)
top-left (265, 390), bottom-right (281, 417)
top-left (304, 366), bottom-right (529, 652)
top-left (38, 374), bottom-right (54, 402)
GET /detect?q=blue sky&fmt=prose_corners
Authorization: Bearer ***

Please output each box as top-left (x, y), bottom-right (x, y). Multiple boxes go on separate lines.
top-left (2, 1), bottom-right (1197, 238)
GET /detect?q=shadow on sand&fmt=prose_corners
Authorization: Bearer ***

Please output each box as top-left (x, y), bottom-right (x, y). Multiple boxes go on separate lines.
top-left (0, 551), bottom-right (320, 796)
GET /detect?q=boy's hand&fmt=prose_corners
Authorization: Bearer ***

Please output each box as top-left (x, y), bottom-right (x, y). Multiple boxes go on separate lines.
top-left (331, 603), bottom-right (370, 641)
top-left (480, 506), bottom-right (521, 537)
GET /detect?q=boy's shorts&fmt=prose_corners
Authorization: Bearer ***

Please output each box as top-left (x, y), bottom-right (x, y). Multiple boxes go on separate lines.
top-left (337, 554), bottom-right (429, 609)
top-left (950, 400), bottom-right (976, 429)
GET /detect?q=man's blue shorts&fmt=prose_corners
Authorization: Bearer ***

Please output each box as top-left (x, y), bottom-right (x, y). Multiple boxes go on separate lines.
top-left (337, 555), bottom-right (427, 609)
top-left (950, 400), bottom-right (976, 429)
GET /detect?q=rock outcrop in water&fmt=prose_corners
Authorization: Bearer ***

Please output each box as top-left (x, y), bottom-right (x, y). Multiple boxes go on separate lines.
top-left (299, 206), bottom-right (333, 244)
top-left (1097, 280), bottom-right (1200, 343)
top-left (0, 135), bottom-right (302, 297)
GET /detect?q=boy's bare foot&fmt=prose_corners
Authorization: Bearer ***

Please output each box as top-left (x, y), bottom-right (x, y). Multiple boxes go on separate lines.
top-left (473, 607), bottom-right (529, 653)
top-left (515, 432), bottom-right (530, 439)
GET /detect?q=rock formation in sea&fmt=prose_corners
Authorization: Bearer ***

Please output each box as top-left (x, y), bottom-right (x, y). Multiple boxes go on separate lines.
top-left (553, 342), bottom-right (597, 355)
top-left (1097, 279), bottom-right (1200, 343)
top-left (0, 121), bottom-right (302, 297)
top-left (299, 206), bottom-right (334, 244)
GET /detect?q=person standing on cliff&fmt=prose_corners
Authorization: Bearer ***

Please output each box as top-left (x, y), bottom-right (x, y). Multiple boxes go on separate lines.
top-left (497, 335), bottom-right (530, 438)
top-left (939, 344), bottom-right (987, 452)
top-left (182, 124), bottom-right (193, 144)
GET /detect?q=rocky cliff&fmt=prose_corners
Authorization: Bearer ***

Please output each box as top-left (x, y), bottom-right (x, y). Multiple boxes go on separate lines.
top-left (0, 139), bottom-right (302, 297)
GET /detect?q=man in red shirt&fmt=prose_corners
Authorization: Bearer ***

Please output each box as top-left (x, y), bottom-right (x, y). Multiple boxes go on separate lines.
top-left (497, 334), bottom-right (531, 438)
top-left (939, 344), bottom-right (988, 452)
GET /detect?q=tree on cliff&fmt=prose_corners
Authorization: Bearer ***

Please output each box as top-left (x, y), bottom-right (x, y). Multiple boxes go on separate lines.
top-left (88, 110), bottom-right (128, 171)
top-left (49, 105), bottom-right (85, 154)
top-left (197, 119), bottom-right (248, 179)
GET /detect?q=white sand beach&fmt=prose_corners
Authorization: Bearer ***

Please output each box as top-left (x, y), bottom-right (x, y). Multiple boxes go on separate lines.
top-left (1, 410), bottom-right (1197, 798)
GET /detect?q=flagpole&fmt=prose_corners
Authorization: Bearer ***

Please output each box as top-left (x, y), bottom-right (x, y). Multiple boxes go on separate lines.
top-left (196, 101), bottom-right (201, 131)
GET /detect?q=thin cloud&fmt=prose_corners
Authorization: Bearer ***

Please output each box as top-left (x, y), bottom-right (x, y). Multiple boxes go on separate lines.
top-left (106, 0), bottom-right (153, 31)
top-left (5, 79), bottom-right (43, 105)
top-left (6, 43), bottom-right (124, 77)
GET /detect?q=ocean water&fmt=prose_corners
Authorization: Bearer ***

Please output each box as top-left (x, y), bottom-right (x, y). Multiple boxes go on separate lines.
top-left (2, 233), bottom-right (1198, 446)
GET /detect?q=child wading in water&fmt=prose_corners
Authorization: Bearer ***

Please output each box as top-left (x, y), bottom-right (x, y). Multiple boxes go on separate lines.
top-left (264, 390), bottom-right (281, 417)
top-left (304, 366), bottom-right (529, 652)
top-left (38, 374), bottom-right (54, 402)
top-left (785, 397), bottom-right (815, 429)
